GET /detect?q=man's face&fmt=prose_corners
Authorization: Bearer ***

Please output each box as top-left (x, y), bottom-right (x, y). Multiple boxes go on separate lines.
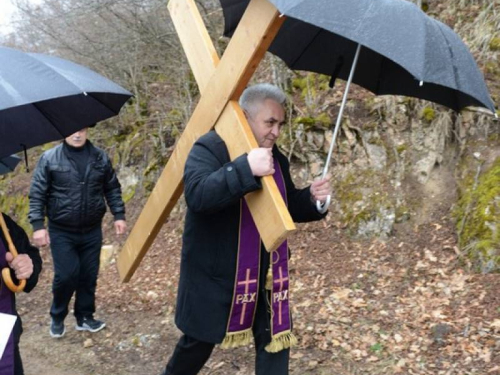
top-left (65, 128), bottom-right (88, 148)
top-left (246, 99), bottom-right (286, 148)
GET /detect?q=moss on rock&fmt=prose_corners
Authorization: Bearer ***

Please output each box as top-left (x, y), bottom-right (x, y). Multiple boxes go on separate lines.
top-left (334, 170), bottom-right (397, 237)
top-left (291, 73), bottom-right (330, 100)
top-left (0, 194), bottom-right (31, 235)
top-left (489, 36), bottom-right (500, 51)
top-left (421, 107), bottom-right (436, 123)
top-left (454, 157), bottom-right (500, 272)
top-left (294, 112), bottom-right (331, 130)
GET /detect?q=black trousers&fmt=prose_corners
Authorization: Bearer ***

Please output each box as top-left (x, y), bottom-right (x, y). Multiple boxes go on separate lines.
top-left (163, 290), bottom-right (289, 375)
top-left (48, 226), bottom-right (102, 322)
top-left (14, 343), bottom-right (24, 375)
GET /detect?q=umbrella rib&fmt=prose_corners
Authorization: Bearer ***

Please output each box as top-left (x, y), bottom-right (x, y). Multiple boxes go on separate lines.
top-left (289, 27), bottom-right (322, 68)
top-left (86, 92), bottom-right (121, 116)
top-left (435, 24), bottom-right (460, 110)
top-left (31, 102), bottom-right (66, 139)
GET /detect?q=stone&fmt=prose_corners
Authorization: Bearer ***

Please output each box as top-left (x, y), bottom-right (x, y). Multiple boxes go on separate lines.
top-left (100, 244), bottom-right (115, 271)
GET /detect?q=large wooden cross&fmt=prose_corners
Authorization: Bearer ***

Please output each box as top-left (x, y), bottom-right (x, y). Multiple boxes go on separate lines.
top-left (117, 0), bottom-right (295, 282)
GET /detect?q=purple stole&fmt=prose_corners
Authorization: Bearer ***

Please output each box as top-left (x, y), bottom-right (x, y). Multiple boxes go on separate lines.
top-left (0, 238), bottom-right (14, 375)
top-left (221, 158), bottom-right (297, 353)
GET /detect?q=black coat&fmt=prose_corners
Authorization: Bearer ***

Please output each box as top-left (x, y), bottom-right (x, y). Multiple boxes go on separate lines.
top-left (175, 131), bottom-right (326, 343)
top-left (28, 141), bottom-right (125, 232)
top-left (0, 213), bottom-right (42, 347)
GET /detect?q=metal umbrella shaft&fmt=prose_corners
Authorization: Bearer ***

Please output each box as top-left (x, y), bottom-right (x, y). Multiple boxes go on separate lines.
top-left (317, 43), bottom-right (362, 213)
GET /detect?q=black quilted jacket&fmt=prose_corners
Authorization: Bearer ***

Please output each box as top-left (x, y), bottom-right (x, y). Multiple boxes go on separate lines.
top-left (28, 141), bottom-right (125, 232)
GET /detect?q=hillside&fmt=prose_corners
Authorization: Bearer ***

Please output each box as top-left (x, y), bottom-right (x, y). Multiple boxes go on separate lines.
top-left (0, 0), bottom-right (499, 374)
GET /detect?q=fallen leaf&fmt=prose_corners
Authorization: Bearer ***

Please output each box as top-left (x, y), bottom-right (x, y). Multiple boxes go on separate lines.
top-left (83, 339), bottom-right (94, 348)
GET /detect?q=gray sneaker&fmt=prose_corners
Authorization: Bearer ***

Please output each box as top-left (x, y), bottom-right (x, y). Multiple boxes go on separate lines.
top-left (76, 317), bottom-right (106, 333)
top-left (50, 319), bottom-right (65, 338)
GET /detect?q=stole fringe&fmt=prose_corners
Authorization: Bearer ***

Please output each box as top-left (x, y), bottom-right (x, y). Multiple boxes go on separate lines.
top-left (265, 331), bottom-right (298, 353)
top-left (220, 330), bottom-right (253, 349)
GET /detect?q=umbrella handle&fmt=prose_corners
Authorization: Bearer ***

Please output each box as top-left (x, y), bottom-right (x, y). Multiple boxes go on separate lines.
top-left (316, 195), bottom-right (331, 214)
top-left (0, 213), bottom-right (26, 293)
top-left (2, 268), bottom-right (26, 293)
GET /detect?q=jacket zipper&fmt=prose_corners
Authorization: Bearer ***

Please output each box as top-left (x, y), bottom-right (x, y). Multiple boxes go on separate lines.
top-left (82, 157), bottom-right (96, 231)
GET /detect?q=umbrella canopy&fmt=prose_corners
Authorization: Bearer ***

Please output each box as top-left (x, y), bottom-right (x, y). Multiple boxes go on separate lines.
top-left (0, 46), bottom-right (132, 159)
top-left (220, 0), bottom-right (496, 114)
top-left (0, 155), bottom-right (21, 175)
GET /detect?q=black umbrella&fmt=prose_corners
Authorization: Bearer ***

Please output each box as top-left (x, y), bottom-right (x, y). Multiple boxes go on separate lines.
top-left (221, 0), bottom-right (496, 113)
top-left (0, 155), bottom-right (21, 175)
top-left (0, 46), bottom-right (132, 159)
top-left (220, 0), bottom-right (497, 212)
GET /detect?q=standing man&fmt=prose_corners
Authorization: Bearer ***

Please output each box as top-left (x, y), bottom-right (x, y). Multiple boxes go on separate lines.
top-left (28, 127), bottom-right (126, 338)
top-left (160, 83), bottom-right (332, 375)
top-left (1, 213), bottom-right (42, 375)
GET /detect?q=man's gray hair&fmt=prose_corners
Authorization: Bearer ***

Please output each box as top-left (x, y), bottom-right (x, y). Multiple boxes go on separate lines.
top-left (239, 83), bottom-right (286, 117)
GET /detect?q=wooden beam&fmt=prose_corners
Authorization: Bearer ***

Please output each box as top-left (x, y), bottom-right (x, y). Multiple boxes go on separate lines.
top-left (215, 102), bottom-right (295, 251)
top-left (117, 0), bottom-right (288, 282)
top-left (168, 0), bottom-right (220, 93)
top-left (170, 0), bottom-right (294, 250)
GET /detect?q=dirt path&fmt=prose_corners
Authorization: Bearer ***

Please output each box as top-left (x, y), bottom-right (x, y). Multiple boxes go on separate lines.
top-left (14, 204), bottom-right (500, 375)
top-left (21, 345), bottom-right (86, 375)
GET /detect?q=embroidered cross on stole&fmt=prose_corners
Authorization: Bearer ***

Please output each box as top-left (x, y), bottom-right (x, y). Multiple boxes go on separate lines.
top-left (221, 158), bottom-right (297, 353)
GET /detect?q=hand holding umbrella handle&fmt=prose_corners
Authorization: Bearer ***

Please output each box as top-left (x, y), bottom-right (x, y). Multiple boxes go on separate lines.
top-left (0, 213), bottom-right (26, 293)
top-left (316, 195), bottom-right (331, 214)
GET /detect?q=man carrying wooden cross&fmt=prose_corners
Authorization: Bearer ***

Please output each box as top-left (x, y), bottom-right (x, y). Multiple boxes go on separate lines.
top-left (160, 83), bottom-right (331, 375)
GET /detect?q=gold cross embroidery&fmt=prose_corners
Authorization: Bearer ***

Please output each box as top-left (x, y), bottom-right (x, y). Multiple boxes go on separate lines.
top-left (237, 268), bottom-right (258, 325)
top-left (117, 0), bottom-right (296, 282)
